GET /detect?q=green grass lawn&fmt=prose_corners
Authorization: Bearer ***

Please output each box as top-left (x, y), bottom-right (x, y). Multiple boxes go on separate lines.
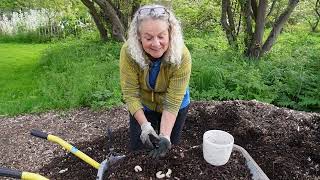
top-left (0, 43), bottom-right (48, 115)
top-left (0, 40), bottom-right (123, 116)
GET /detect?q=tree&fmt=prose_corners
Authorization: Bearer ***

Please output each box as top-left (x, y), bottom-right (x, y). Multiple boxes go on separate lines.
top-left (221, 0), bottom-right (300, 58)
top-left (80, 0), bottom-right (175, 41)
top-left (80, 0), bottom-right (132, 41)
top-left (308, 0), bottom-right (320, 32)
top-left (297, 0), bottom-right (320, 32)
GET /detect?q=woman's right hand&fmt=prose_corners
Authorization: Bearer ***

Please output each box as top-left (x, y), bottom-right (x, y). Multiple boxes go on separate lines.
top-left (140, 122), bottom-right (159, 149)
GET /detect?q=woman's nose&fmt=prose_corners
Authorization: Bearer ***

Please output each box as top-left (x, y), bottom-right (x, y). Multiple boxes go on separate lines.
top-left (151, 38), bottom-right (161, 46)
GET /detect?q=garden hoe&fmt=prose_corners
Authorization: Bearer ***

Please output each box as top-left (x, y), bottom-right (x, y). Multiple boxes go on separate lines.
top-left (30, 129), bottom-right (125, 180)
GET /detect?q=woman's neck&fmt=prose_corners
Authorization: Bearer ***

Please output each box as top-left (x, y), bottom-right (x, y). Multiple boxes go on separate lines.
top-left (147, 54), bottom-right (163, 61)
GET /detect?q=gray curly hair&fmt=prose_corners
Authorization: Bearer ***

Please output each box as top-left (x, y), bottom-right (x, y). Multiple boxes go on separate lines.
top-left (127, 4), bottom-right (184, 69)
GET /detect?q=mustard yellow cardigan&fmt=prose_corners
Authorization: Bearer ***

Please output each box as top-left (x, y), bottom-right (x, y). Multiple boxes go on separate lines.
top-left (119, 43), bottom-right (191, 116)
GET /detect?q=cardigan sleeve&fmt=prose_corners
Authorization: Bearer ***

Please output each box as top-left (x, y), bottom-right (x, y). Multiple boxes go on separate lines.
top-left (119, 44), bottom-right (143, 115)
top-left (164, 46), bottom-right (192, 116)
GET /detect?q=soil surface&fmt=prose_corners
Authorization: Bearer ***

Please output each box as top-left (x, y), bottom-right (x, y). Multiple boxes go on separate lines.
top-left (107, 146), bottom-right (251, 180)
top-left (1, 100), bottom-right (319, 180)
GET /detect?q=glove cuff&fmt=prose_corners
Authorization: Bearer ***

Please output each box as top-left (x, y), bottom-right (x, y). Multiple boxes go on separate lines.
top-left (141, 122), bottom-right (151, 131)
top-left (159, 133), bottom-right (171, 143)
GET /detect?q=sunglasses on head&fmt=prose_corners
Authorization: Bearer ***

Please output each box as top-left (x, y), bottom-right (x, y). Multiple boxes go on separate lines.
top-left (138, 7), bottom-right (169, 17)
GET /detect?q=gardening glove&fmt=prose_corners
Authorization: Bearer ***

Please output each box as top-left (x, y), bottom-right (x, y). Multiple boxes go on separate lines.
top-left (140, 122), bottom-right (159, 149)
top-left (149, 134), bottom-right (171, 158)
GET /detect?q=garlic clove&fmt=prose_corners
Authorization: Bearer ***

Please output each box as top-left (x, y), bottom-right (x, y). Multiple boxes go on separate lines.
top-left (134, 165), bottom-right (142, 172)
top-left (166, 168), bottom-right (172, 177)
top-left (156, 171), bottom-right (166, 179)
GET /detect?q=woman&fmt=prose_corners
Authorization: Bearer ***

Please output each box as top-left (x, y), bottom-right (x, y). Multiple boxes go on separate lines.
top-left (119, 4), bottom-right (191, 158)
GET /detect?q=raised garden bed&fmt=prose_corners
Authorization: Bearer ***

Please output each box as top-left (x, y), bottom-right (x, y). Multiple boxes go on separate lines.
top-left (1, 101), bottom-right (319, 179)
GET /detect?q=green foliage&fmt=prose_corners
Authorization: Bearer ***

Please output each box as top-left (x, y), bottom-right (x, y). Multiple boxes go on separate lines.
top-left (0, 25), bottom-right (319, 115)
top-left (184, 27), bottom-right (228, 51)
top-left (261, 31), bottom-right (320, 111)
top-left (0, 31), bottom-right (51, 43)
top-left (0, 1), bottom-right (93, 43)
top-left (190, 48), bottom-right (276, 103)
top-left (173, 0), bottom-right (220, 33)
top-left (0, 0), bottom-right (86, 12)
top-left (0, 0), bottom-right (31, 10)
top-left (293, 0), bottom-right (320, 31)
top-left (190, 30), bottom-right (320, 112)
top-left (37, 39), bottom-right (123, 111)
top-left (87, 89), bottom-right (119, 109)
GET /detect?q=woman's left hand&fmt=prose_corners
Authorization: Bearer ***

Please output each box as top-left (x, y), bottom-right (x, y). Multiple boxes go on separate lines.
top-left (149, 135), bottom-right (171, 158)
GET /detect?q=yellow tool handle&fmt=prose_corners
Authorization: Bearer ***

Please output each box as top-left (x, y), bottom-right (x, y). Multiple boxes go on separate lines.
top-left (0, 167), bottom-right (48, 180)
top-left (22, 172), bottom-right (49, 180)
top-left (48, 135), bottom-right (100, 169)
top-left (31, 130), bottom-right (100, 170)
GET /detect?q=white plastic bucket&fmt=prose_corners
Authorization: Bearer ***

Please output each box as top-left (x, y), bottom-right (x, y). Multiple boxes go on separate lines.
top-left (203, 130), bottom-right (234, 166)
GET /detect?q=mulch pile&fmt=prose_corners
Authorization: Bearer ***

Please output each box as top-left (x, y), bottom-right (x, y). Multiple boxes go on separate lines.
top-left (1, 100), bottom-right (319, 180)
top-left (107, 146), bottom-right (252, 180)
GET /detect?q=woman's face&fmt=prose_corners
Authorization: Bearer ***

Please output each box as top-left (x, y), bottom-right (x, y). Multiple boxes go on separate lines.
top-left (139, 19), bottom-right (169, 59)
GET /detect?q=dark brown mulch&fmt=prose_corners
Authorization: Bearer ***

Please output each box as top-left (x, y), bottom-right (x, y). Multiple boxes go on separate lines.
top-left (1, 100), bottom-right (320, 180)
top-left (185, 101), bottom-right (320, 180)
top-left (107, 146), bottom-right (251, 180)
top-left (37, 126), bottom-right (252, 180)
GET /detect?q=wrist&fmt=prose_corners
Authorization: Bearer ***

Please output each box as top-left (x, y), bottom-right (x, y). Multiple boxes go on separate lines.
top-left (159, 133), bottom-right (171, 142)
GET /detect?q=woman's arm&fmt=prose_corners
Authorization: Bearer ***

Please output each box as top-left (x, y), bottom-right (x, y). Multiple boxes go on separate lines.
top-left (134, 109), bottom-right (148, 125)
top-left (119, 44), bottom-right (143, 115)
top-left (160, 110), bottom-right (176, 138)
top-left (161, 47), bottom-right (192, 136)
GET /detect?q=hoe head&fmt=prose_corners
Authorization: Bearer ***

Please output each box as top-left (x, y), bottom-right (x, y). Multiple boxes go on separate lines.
top-left (96, 127), bottom-right (125, 180)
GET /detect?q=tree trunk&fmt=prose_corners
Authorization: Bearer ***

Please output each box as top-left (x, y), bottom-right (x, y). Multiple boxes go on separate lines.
top-left (251, 0), bottom-right (258, 20)
top-left (261, 0), bottom-right (299, 55)
top-left (311, 18), bottom-right (320, 32)
top-left (221, 0), bottom-right (299, 58)
top-left (94, 0), bottom-right (126, 41)
top-left (312, 0), bottom-right (320, 32)
top-left (248, 0), bottom-right (268, 58)
top-left (108, 0), bottom-right (128, 30)
top-left (81, 0), bottom-right (108, 41)
top-left (221, 0), bottom-right (238, 48)
top-left (240, 0), bottom-right (254, 56)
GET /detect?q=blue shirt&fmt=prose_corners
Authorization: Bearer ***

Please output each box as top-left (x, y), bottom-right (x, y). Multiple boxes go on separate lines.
top-left (144, 59), bottom-right (190, 111)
